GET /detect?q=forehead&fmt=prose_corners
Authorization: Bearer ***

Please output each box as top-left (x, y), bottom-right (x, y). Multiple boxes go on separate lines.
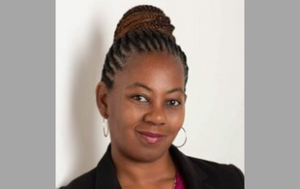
top-left (125, 52), bottom-right (181, 71)
top-left (113, 52), bottom-right (185, 90)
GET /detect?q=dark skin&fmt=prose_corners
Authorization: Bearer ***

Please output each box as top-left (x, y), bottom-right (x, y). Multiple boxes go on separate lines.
top-left (96, 52), bottom-right (186, 189)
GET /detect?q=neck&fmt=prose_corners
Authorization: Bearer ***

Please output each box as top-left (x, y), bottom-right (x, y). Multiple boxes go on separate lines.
top-left (111, 145), bottom-right (176, 185)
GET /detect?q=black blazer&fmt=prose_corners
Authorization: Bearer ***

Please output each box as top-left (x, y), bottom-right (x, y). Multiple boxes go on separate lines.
top-left (60, 145), bottom-right (244, 189)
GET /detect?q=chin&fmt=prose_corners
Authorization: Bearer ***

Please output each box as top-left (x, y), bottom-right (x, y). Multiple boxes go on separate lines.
top-left (128, 143), bottom-right (170, 163)
top-left (131, 150), bottom-right (164, 163)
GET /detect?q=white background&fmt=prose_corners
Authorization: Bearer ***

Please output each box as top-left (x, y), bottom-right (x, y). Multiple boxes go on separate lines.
top-left (56, 0), bottom-right (244, 187)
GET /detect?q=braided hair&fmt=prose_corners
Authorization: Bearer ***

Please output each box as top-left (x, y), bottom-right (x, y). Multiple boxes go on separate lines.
top-left (101, 5), bottom-right (188, 90)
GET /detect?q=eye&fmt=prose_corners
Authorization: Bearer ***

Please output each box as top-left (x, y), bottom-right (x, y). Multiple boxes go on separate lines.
top-left (166, 99), bottom-right (181, 107)
top-left (131, 95), bottom-right (148, 102)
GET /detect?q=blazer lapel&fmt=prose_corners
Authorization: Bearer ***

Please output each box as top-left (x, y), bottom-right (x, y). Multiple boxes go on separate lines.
top-left (170, 145), bottom-right (213, 189)
top-left (95, 145), bottom-right (121, 189)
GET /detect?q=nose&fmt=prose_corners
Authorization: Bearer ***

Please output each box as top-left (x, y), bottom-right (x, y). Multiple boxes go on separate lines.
top-left (144, 104), bottom-right (166, 126)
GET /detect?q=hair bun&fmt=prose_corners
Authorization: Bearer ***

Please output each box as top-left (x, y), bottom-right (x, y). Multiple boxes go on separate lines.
top-left (114, 5), bottom-right (175, 41)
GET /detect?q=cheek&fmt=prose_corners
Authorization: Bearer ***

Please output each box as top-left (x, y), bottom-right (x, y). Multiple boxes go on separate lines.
top-left (166, 108), bottom-right (185, 132)
top-left (107, 98), bottom-right (145, 136)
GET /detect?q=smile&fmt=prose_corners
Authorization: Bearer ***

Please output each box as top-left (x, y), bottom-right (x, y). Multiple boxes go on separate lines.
top-left (137, 131), bottom-right (165, 145)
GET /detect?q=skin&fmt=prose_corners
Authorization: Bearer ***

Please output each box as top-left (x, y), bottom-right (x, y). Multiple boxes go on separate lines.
top-left (96, 52), bottom-right (186, 188)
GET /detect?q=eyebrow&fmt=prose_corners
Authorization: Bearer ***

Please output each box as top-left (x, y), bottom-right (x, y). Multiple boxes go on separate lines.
top-left (126, 82), bottom-right (185, 95)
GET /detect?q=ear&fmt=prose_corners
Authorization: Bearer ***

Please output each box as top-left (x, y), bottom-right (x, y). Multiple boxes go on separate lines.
top-left (96, 82), bottom-right (109, 118)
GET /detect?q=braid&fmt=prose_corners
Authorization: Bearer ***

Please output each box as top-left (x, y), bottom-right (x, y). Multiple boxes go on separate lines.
top-left (101, 5), bottom-right (188, 89)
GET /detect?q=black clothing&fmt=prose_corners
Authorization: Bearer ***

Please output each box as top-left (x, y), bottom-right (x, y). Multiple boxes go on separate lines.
top-left (60, 145), bottom-right (244, 189)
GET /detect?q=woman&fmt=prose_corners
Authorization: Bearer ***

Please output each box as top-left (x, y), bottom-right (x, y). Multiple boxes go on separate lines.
top-left (60, 5), bottom-right (244, 189)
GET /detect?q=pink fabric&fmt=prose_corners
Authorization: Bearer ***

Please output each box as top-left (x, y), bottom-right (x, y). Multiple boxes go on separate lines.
top-left (174, 172), bottom-right (186, 189)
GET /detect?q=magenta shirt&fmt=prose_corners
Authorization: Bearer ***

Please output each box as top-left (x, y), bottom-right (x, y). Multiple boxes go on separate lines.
top-left (174, 172), bottom-right (186, 189)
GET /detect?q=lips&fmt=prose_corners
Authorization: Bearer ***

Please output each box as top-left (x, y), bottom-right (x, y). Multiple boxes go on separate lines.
top-left (137, 131), bottom-right (165, 144)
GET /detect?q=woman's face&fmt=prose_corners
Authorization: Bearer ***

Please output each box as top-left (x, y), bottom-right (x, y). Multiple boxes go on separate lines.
top-left (100, 52), bottom-right (186, 162)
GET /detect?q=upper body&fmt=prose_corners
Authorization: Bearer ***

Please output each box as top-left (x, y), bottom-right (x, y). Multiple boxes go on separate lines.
top-left (60, 4), bottom-right (244, 189)
top-left (60, 145), bottom-right (244, 189)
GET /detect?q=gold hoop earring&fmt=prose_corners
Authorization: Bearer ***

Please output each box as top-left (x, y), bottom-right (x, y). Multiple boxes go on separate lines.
top-left (175, 127), bottom-right (187, 148)
top-left (103, 118), bottom-right (108, 137)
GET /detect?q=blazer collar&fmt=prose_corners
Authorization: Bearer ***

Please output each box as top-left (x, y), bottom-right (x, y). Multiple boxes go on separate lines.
top-left (95, 144), bottom-right (211, 189)
top-left (94, 145), bottom-right (121, 189)
top-left (169, 145), bottom-right (212, 189)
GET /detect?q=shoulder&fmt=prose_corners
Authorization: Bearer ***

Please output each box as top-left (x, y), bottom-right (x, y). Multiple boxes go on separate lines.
top-left (58, 168), bottom-right (96, 189)
top-left (187, 156), bottom-right (244, 188)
